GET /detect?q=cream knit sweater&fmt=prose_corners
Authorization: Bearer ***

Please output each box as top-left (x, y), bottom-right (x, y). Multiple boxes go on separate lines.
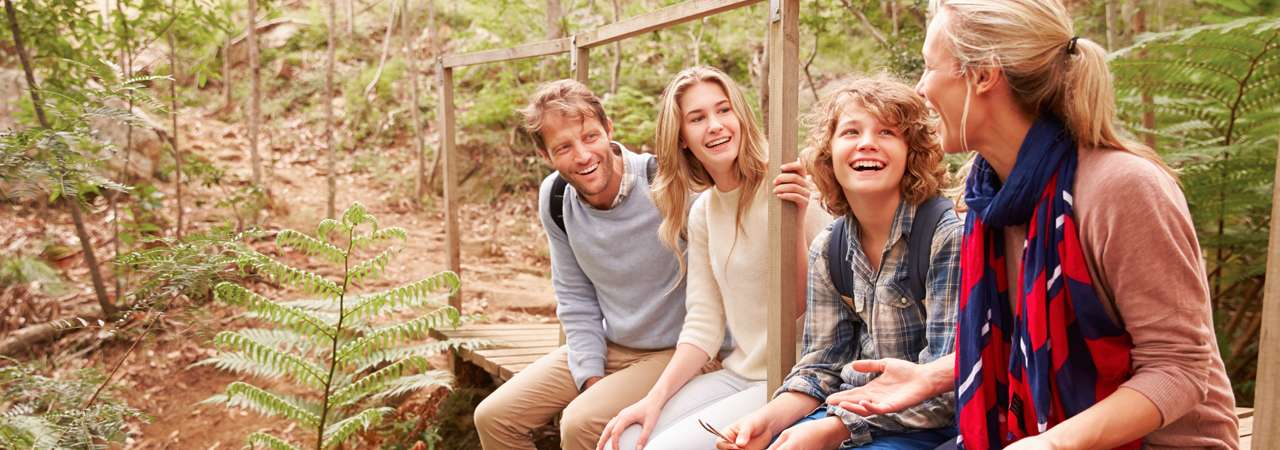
top-left (678, 182), bottom-right (828, 380)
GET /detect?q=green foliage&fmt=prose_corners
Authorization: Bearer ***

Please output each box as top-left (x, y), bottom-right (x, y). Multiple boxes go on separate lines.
top-left (1111, 15), bottom-right (1280, 400)
top-left (0, 360), bottom-right (145, 449)
top-left (203, 202), bottom-right (484, 449)
top-left (605, 86), bottom-right (659, 152)
top-left (0, 255), bottom-right (68, 296)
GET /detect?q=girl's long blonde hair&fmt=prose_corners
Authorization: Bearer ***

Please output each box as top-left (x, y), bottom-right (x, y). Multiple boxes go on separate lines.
top-left (651, 66), bottom-right (768, 271)
top-left (929, 0), bottom-right (1174, 177)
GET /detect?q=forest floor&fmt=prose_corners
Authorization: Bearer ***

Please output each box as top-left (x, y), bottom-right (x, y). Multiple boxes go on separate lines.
top-left (1, 98), bottom-right (559, 447)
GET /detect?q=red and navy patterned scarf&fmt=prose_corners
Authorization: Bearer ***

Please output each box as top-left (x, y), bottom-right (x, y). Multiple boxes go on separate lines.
top-left (954, 116), bottom-right (1137, 449)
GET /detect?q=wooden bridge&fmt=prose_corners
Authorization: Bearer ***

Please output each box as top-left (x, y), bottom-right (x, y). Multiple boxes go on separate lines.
top-left (427, 0), bottom-right (1280, 447)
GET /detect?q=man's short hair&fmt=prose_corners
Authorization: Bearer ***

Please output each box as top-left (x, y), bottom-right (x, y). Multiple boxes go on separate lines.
top-left (519, 79), bottom-right (609, 156)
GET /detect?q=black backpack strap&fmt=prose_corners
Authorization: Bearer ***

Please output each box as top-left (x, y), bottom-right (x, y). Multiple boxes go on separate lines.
top-left (550, 173), bottom-right (570, 235)
top-left (902, 196), bottom-right (954, 302)
top-left (827, 216), bottom-right (856, 302)
top-left (645, 154), bottom-right (657, 182)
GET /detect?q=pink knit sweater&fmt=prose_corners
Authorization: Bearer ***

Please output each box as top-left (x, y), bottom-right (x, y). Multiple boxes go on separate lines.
top-left (999, 148), bottom-right (1238, 448)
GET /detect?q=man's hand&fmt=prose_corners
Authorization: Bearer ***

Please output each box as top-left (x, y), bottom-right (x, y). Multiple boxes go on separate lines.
top-left (766, 416), bottom-right (847, 450)
top-left (825, 358), bottom-right (949, 416)
top-left (582, 376), bottom-right (603, 392)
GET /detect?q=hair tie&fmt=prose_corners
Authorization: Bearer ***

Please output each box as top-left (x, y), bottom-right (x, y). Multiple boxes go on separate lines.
top-left (1066, 36), bottom-right (1080, 55)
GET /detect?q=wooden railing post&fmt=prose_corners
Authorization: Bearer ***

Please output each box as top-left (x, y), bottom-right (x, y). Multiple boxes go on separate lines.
top-left (765, 0), bottom-right (800, 396)
top-left (1253, 136), bottom-right (1280, 449)
top-left (571, 36), bottom-right (589, 83)
top-left (438, 61), bottom-right (461, 311)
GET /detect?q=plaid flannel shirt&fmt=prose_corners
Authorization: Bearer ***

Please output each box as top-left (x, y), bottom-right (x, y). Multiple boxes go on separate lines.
top-left (776, 201), bottom-right (962, 446)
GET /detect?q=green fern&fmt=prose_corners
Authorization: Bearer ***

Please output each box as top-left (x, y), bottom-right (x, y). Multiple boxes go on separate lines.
top-left (204, 203), bottom-right (469, 449)
top-left (1111, 15), bottom-right (1279, 397)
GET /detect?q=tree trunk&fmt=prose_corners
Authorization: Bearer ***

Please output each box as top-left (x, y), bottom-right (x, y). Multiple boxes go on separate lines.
top-left (325, 0), bottom-right (337, 218)
top-left (0, 315), bottom-right (102, 357)
top-left (610, 0), bottom-right (621, 94)
top-left (361, 0), bottom-right (399, 98)
top-left (114, 0), bottom-right (134, 299)
top-left (168, 14), bottom-right (183, 238)
top-left (545, 0), bottom-right (563, 40)
top-left (1104, 0), bottom-right (1116, 51)
top-left (405, 0), bottom-right (425, 206)
top-left (346, 0), bottom-right (354, 36)
top-left (222, 37), bottom-right (233, 111)
top-left (4, 0), bottom-right (116, 318)
top-left (247, 0), bottom-right (265, 195)
top-left (425, 0), bottom-right (442, 192)
top-left (543, 0), bottom-right (563, 75)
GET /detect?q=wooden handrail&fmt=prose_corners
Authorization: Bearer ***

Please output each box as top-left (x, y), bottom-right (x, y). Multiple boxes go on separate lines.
top-left (576, 0), bottom-right (763, 48)
top-left (441, 37), bottom-right (574, 68)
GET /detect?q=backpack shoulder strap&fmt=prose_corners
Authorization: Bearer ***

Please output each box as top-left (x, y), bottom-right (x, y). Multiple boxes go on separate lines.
top-left (827, 216), bottom-right (856, 301)
top-left (903, 196), bottom-right (954, 302)
top-left (645, 154), bottom-right (658, 182)
top-left (550, 173), bottom-right (570, 235)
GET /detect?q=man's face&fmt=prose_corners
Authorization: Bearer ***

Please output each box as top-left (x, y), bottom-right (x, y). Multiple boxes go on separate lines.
top-left (541, 112), bottom-right (620, 204)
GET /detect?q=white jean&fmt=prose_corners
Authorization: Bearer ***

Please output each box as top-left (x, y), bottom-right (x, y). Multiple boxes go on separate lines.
top-left (614, 369), bottom-right (767, 450)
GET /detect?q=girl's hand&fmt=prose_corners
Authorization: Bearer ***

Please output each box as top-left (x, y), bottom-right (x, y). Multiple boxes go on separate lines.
top-left (773, 161), bottom-right (813, 209)
top-left (715, 410), bottom-right (773, 450)
top-left (598, 395), bottom-right (665, 450)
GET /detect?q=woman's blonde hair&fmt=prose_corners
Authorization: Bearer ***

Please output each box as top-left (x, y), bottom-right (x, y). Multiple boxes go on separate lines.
top-left (803, 74), bottom-right (947, 217)
top-left (928, 0), bottom-right (1174, 177)
top-left (651, 66), bottom-right (768, 269)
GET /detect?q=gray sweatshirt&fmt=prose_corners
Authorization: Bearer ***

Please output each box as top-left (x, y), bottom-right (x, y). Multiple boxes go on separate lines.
top-left (537, 146), bottom-right (686, 390)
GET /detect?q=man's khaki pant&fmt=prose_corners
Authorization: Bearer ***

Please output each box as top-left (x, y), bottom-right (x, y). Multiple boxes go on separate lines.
top-left (474, 344), bottom-right (677, 450)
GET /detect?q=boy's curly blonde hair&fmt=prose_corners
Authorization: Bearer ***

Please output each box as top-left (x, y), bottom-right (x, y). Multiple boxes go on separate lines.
top-left (803, 74), bottom-right (947, 217)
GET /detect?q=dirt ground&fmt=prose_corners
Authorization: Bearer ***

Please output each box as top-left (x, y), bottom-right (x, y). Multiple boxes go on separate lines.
top-left (1, 101), bottom-right (558, 447)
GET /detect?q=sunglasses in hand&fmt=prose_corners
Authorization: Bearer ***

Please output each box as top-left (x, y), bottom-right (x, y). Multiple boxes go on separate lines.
top-left (698, 418), bottom-right (731, 443)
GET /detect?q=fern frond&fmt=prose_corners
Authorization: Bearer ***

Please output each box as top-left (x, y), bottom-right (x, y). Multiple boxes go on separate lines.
top-left (212, 332), bottom-right (327, 388)
top-left (346, 248), bottom-right (398, 285)
top-left (233, 249), bottom-right (340, 296)
top-left (345, 272), bottom-right (460, 323)
top-left (275, 229), bottom-right (346, 264)
top-left (370, 370), bottom-right (453, 400)
top-left (329, 356), bottom-right (431, 409)
top-left (316, 218), bottom-right (348, 241)
top-left (340, 202), bottom-right (377, 229)
top-left (237, 328), bottom-right (326, 353)
top-left (214, 283), bottom-right (337, 337)
top-left (321, 407), bottom-right (392, 449)
top-left (334, 307), bottom-right (460, 365)
top-left (351, 227), bottom-right (408, 249)
top-left (351, 338), bottom-right (493, 373)
top-left (247, 431), bottom-right (301, 450)
top-left (224, 381), bottom-right (321, 427)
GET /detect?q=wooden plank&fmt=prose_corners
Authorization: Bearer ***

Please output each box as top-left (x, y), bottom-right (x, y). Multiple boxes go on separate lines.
top-left (438, 64), bottom-right (461, 310)
top-left (441, 328), bottom-right (561, 338)
top-left (576, 0), bottom-right (762, 48)
top-left (441, 323), bottom-right (561, 331)
top-left (1253, 136), bottom-right (1280, 450)
top-left (441, 37), bottom-right (573, 68)
top-left (474, 347), bottom-right (560, 358)
top-left (484, 354), bottom-right (548, 365)
top-left (1238, 407), bottom-right (1255, 419)
top-left (1241, 415), bottom-right (1254, 437)
top-left (764, 0), bottom-right (800, 397)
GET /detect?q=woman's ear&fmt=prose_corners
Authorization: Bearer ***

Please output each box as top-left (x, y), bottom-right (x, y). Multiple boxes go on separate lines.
top-left (972, 64), bottom-right (1004, 95)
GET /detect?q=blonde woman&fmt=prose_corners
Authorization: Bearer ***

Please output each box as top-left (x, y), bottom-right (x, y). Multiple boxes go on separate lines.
top-left (826, 1), bottom-right (1238, 449)
top-left (596, 66), bottom-right (828, 450)
top-left (715, 75), bottom-right (962, 450)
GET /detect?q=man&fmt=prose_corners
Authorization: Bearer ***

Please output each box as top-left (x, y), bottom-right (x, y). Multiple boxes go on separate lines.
top-left (474, 79), bottom-right (700, 450)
